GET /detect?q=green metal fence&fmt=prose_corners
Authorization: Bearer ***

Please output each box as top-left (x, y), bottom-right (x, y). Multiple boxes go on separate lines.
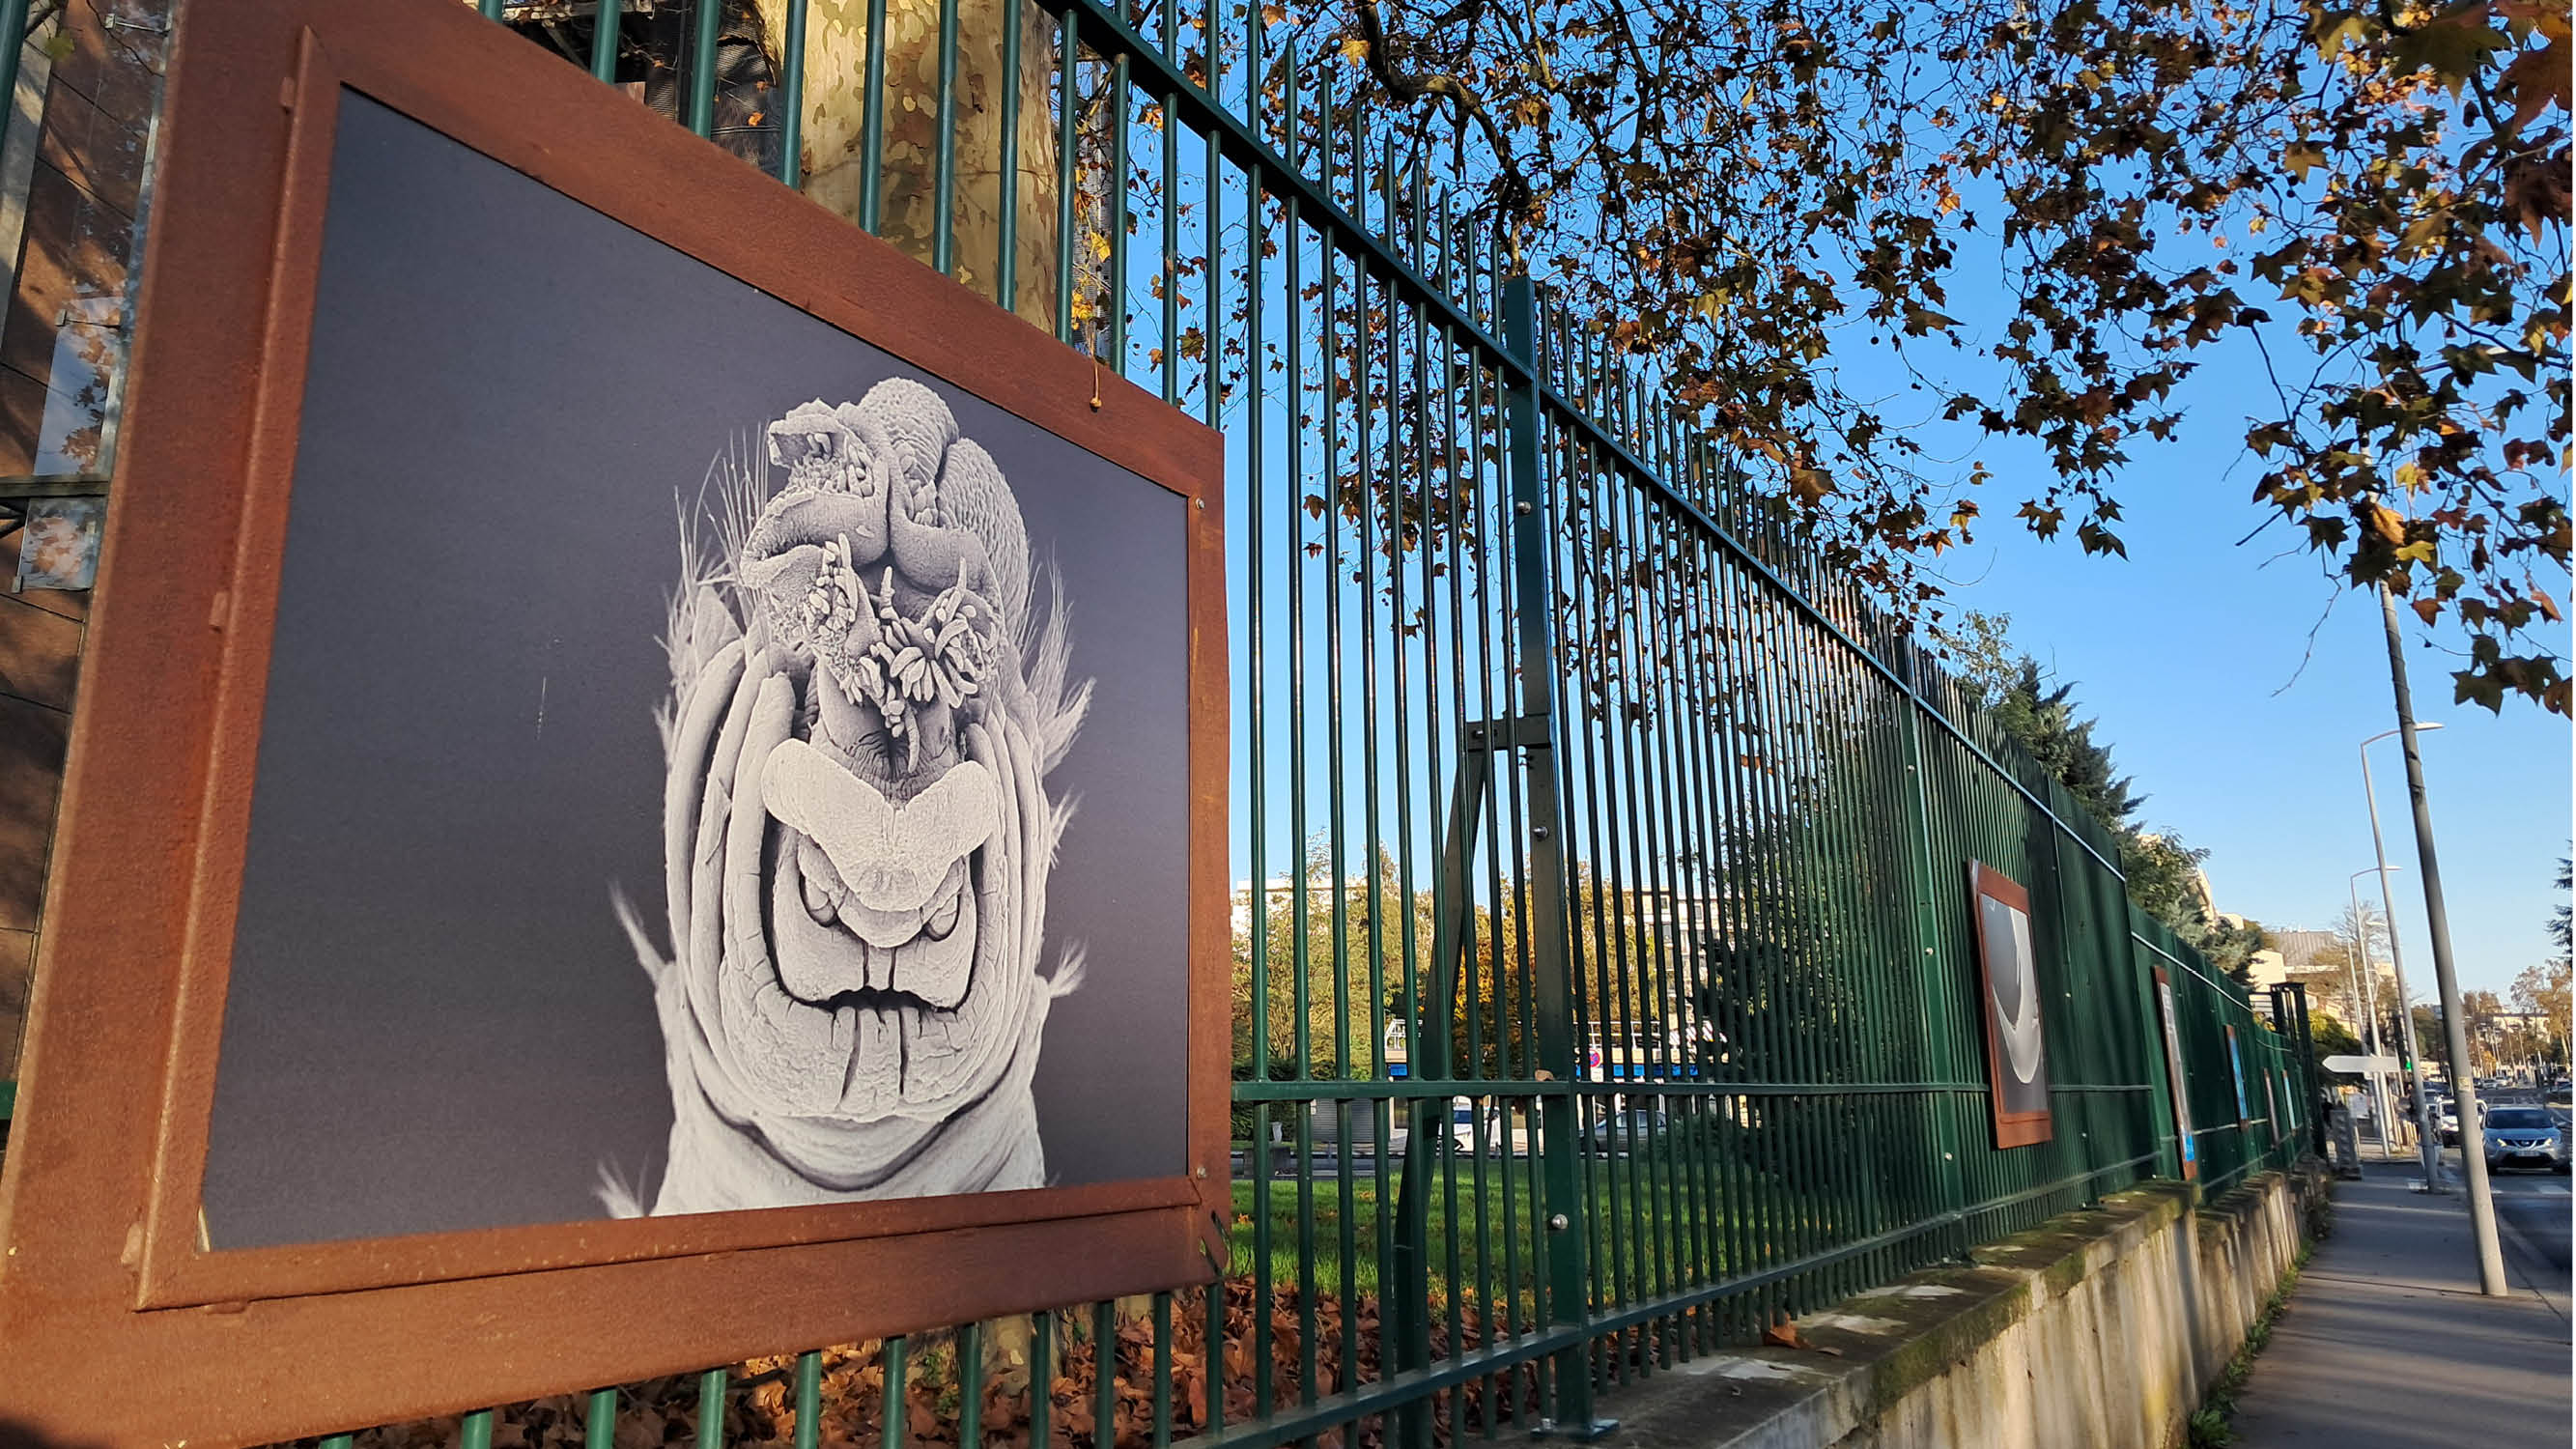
top-left (3, 0), bottom-right (2313, 1442)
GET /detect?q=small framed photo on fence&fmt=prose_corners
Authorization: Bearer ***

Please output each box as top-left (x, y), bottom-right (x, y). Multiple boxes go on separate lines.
top-left (2227, 1025), bottom-right (2252, 1123)
top-left (1969, 861), bottom-right (2053, 1149)
top-left (0, 2), bottom-right (1229, 1443)
top-left (2152, 965), bottom-right (2198, 1179)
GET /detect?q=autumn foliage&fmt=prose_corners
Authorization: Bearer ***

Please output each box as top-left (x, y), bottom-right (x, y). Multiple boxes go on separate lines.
top-left (1296, 0), bottom-right (2571, 709)
top-left (313, 1279), bottom-right (1561, 1449)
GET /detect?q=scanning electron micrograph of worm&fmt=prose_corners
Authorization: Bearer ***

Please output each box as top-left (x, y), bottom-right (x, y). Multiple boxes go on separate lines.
top-left (609, 379), bottom-right (1090, 1215)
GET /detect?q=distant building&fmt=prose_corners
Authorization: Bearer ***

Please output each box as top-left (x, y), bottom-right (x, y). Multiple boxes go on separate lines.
top-left (2245, 927), bottom-right (2339, 990)
top-left (2475, 1010), bottom-right (2548, 1040)
top-left (2272, 929), bottom-right (2339, 974)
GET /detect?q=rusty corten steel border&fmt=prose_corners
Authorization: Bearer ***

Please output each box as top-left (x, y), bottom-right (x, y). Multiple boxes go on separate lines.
top-left (1969, 860), bottom-right (2055, 1151)
top-left (0, 1), bottom-right (1228, 1442)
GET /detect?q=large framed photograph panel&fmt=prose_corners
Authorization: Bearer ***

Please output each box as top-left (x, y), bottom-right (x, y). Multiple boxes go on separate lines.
top-left (1967, 861), bottom-right (2052, 1150)
top-left (0, 1), bottom-right (1229, 1443)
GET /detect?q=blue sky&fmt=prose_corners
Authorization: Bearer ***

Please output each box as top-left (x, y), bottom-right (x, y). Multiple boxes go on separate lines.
top-left (1926, 339), bottom-right (2569, 1002)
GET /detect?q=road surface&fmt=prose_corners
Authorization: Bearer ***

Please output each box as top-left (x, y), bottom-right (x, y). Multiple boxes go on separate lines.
top-left (2439, 1143), bottom-right (2570, 1290)
top-left (2437, 1085), bottom-right (2569, 1314)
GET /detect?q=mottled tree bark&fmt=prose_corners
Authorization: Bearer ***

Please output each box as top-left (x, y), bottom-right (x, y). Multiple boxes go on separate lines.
top-left (753, 0), bottom-right (1064, 333)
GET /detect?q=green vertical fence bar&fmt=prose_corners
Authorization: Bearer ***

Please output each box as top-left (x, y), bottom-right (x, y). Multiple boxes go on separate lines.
top-left (0, 0), bottom-right (26, 442)
top-left (792, 1352), bottom-right (822, 1449)
top-left (996, 0), bottom-right (1021, 311)
top-left (696, 1369), bottom-right (726, 1449)
top-left (1105, 57), bottom-right (1127, 369)
top-left (859, 0), bottom-right (888, 230)
top-left (1150, 1293), bottom-right (1173, 1449)
top-left (883, 1338), bottom-right (908, 1449)
top-left (685, 0), bottom-right (720, 137)
top-left (588, 0), bottom-right (620, 80)
top-left (1053, 8), bottom-right (1077, 340)
top-left (931, 0), bottom-right (959, 271)
top-left (1029, 1314), bottom-right (1053, 1449)
top-left (1090, 1303), bottom-right (1114, 1449)
top-left (957, 1322), bottom-right (984, 1449)
top-left (778, 0), bottom-right (808, 186)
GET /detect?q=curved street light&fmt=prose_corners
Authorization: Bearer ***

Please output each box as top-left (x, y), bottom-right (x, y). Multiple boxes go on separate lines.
top-left (2346, 864), bottom-right (2406, 1159)
top-left (2362, 721), bottom-right (2444, 1182)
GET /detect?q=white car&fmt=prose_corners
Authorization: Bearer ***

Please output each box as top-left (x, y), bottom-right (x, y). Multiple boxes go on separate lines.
top-left (1446, 1098), bottom-right (1528, 1156)
top-left (1448, 1099), bottom-right (1492, 1154)
top-left (2435, 1097), bottom-right (2482, 1147)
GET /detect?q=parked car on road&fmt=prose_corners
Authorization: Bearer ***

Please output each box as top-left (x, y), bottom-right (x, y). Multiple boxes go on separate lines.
top-left (1448, 1099), bottom-right (1488, 1154)
top-left (1587, 1107), bottom-right (1672, 1155)
top-left (2435, 1097), bottom-right (2485, 1146)
top-left (2479, 1106), bottom-right (2569, 1174)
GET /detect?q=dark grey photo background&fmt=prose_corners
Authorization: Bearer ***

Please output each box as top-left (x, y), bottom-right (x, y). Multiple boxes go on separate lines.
top-left (200, 95), bottom-right (1192, 1249)
top-left (1978, 894), bottom-right (2050, 1119)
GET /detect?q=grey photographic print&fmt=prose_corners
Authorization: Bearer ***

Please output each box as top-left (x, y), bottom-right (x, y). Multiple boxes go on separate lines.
top-left (618, 383), bottom-right (1088, 1214)
top-left (196, 94), bottom-right (1189, 1251)
top-left (1978, 891), bottom-right (2049, 1117)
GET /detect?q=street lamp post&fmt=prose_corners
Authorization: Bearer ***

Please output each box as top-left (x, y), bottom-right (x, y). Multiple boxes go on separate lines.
top-left (2346, 866), bottom-right (2403, 1160)
top-left (2371, 582), bottom-right (2506, 1295)
top-left (2361, 720), bottom-right (2444, 1188)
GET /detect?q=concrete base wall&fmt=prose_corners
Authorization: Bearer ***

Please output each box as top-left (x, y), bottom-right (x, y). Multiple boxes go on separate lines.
top-left (1614, 1164), bottom-right (2330, 1449)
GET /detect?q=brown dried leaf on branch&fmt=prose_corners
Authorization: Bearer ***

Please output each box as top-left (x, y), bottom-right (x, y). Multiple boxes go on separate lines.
top-left (1289, 0), bottom-right (2569, 711)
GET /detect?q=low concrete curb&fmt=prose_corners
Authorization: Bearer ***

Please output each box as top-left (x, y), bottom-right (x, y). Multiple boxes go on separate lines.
top-left (1604, 1163), bottom-right (2327, 1449)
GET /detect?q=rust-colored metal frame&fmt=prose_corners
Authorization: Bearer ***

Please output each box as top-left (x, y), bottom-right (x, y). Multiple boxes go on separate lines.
top-left (0, 1), bottom-right (1229, 1443)
top-left (1968, 860), bottom-right (2053, 1151)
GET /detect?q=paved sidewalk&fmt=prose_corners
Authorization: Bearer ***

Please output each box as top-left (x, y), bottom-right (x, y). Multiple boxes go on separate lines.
top-left (2229, 1160), bottom-right (2571, 1447)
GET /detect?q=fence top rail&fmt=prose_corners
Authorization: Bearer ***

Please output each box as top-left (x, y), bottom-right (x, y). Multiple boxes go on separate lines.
top-left (2132, 926), bottom-right (2245, 1006)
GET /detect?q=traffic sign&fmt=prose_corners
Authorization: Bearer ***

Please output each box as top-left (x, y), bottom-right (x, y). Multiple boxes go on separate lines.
top-left (2323, 1054), bottom-right (2399, 1073)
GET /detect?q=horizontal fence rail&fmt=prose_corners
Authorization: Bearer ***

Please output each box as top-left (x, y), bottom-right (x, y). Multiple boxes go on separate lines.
top-left (0, 0), bottom-right (2318, 1444)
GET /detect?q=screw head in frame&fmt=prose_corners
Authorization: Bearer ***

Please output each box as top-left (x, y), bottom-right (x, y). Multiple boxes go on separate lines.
top-left (1547, 1212), bottom-right (1571, 1232)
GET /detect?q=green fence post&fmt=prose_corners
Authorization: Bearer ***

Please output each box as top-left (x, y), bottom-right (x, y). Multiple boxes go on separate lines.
top-left (1501, 275), bottom-right (1604, 1437)
top-left (0, 0), bottom-right (30, 162)
top-left (2283, 982), bottom-right (2322, 1154)
top-left (1894, 654), bottom-right (1969, 1253)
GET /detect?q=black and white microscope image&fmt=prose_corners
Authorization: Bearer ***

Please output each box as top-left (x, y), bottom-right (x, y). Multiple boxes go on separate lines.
top-left (1979, 889), bottom-right (2049, 1119)
top-left (622, 381), bottom-right (1089, 1213)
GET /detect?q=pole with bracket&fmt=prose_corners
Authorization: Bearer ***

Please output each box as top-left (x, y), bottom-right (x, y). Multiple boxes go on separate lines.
top-left (2377, 583), bottom-right (2506, 1293)
top-left (1500, 275), bottom-right (1609, 1437)
top-left (1390, 728), bottom-right (1489, 1449)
